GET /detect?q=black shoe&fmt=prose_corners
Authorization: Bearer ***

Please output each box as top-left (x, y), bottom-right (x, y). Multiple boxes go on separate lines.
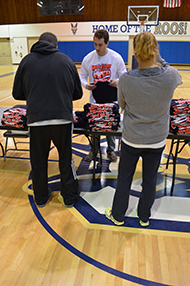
top-left (64, 202), bottom-right (75, 208)
top-left (107, 151), bottom-right (117, 162)
top-left (85, 151), bottom-right (94, 162)
top-left (36, 188), bottom-right (52, 207)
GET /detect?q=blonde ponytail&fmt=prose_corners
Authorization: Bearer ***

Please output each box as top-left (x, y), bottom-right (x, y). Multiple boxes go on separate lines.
top-left (133, 32), bottom-right (158, 62)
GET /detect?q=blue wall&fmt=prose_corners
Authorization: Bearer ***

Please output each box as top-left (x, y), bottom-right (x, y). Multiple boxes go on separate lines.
top-left (58, 41), bottom-right (128, 63)
top-left (58, 41), bottom-right (190, 64)
top-left (158, 41), bottom-right (190, 64)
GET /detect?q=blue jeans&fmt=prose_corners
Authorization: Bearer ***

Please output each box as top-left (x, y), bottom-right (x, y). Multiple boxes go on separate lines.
top-left (112, 141), bottom-right (165, 222)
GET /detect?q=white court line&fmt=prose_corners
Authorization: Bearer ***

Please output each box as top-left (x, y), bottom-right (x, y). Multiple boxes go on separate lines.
top-left (0, 95), bottom-right (12, 103)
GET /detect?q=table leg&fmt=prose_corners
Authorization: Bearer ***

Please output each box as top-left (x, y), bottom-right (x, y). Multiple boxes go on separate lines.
top-left (166, 139), bottom-right (174, 169)
top-left (91, 135), bottom-right (102, 184)
top-left (0, 142), bottom-right (4, 157)
top-left (92, 135), bottom-right (96, 185)
top-left (168, 139), bottom-right (189, 195)
top-left (170, 139), bottom-right (180, 195)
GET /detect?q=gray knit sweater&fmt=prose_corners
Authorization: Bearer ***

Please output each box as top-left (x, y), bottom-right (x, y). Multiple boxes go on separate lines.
top-left (118, 65), bottom-right (182, 144)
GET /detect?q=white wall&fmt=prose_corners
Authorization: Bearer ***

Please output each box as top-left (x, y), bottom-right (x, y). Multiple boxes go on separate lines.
top-left (1, 21), bottom-right (190, 40)
top-left (0, 21), bottom-right (189, 64)
top-left (0, 25), bottom-right (10, 38)
top-left (10, 37), bottom-right (28, 64)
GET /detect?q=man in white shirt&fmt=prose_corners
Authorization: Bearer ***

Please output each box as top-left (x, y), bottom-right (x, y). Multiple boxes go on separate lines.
top-left (80, 29), bottom-right (126, 162)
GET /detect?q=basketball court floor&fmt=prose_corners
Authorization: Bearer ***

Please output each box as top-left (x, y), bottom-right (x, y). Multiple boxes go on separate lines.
top-left (0, 64), bottom-right (190, 285)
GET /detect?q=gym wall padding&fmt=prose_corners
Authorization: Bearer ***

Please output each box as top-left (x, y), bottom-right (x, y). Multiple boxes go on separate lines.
top-left (58, 41), bottom-right (129, 63)
top-left (158, 41), bottom-right (190, 64)
top-left (58, 40), bottom-right (190, 64)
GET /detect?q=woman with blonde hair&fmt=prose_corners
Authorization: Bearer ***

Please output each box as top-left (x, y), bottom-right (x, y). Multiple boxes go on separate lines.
top-left (105, 31), bottom-right (182, 227)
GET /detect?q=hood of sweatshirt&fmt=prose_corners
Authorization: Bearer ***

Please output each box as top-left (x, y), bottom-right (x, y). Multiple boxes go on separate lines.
top-left (30, 40), bottom-right (59, 55)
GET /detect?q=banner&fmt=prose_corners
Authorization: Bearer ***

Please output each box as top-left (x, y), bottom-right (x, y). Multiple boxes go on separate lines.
top-left (5, 21), bottom-right (190, 38)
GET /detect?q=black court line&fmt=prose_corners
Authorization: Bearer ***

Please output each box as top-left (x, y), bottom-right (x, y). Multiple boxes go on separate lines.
top-left (177, 69), bottom-right (190, 71)
top-left (0, 72), bottom-right (15, 78)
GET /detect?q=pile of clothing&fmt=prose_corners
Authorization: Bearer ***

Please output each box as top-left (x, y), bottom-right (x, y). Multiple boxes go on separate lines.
top-left (170, 98), bottom-right (190, 134)
top-left (1, 107), bottom-right (27, 129)
top-left (74, 103), bottom-right (120, 131)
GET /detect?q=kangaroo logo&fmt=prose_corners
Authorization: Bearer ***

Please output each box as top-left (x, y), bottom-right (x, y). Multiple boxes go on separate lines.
top-left (71, 23), bottom-right (78, 35)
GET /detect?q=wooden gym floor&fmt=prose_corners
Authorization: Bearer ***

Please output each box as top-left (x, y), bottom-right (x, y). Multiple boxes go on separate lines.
top-left (0, 64), bottom-right (190, 286)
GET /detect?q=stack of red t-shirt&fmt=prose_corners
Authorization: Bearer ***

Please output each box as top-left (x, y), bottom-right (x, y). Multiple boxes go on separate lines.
top-left (170, 99), bottom-right (190, 134)
top-left (84, 103), bottom-right (120, 131)
top-left (1, 107), bottom-right (27, 129)
top-left (74, 103), bottom-right (120, 131)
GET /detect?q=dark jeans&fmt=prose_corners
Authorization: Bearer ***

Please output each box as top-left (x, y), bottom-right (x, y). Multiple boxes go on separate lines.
top-left (112, 141), bottom-right (165, 222)
top-left (30, 124), bottom-right (78, 205)
top-left (90, 135), bottom-right (115, 154)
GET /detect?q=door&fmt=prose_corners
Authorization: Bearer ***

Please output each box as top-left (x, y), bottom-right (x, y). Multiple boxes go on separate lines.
top-left (0, 39), bottom-right (12, 65)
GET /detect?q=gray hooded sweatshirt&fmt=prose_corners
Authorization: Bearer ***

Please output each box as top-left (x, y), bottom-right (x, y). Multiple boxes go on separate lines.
top-left (118, 64), bottom-right (182, 145)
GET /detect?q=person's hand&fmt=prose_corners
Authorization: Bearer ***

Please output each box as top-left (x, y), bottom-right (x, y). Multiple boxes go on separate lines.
top-left (86, 83), bottom-right (97, 90)
top-left (109, 79), bottom-right (118, 87)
